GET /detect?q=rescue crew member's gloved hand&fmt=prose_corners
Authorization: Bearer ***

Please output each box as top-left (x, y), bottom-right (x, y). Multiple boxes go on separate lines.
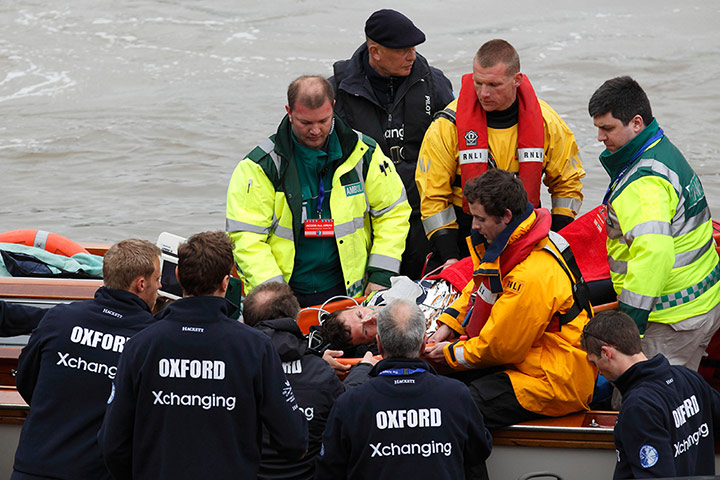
top-left (551, 213), bottom-right (573, 232)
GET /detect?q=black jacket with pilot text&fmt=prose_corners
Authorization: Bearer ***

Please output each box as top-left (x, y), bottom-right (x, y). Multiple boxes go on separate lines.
top-left (613, 354), bottom-right (720, 479)
top-left (12, 287), bottom-right (154, 480)
top-left (330, 44), bottom-right (453, 278)
top-left (98, 296), bottom-right (308, 480)
top-left (254, 317), bottom-right (370, 480)
top-left (315, 357), bottom-right (492, 479)
top-left (330, 44), bottom-right (453, 170)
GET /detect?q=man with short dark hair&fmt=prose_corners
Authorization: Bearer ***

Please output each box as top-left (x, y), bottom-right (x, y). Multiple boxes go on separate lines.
top-left (582, 310), bottom-right (720, 479)
top-left (416, 39), bottom-right (584, 272)
top-left (98, 232), bottom-right (307, 480)
top-left (227, 75), bottom-right (410, 307)
top-left (425, 169), bottom-right (595, 429)
top-left (316, 299), bottom-right (492, 479)
top-left (330, 9), bottom-right (454, 279)
top-left (319, 305), bottom-right (378, 355)
top-left (244, 282), bottom-right (371, 480)
top-left (588, 76), bottom-right (720, 370)
top-left (12, 239), bottom-right (161, 480)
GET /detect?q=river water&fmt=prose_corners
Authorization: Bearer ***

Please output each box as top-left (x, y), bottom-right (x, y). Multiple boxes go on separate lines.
top-left (2, 0), bottom-right (719, 243)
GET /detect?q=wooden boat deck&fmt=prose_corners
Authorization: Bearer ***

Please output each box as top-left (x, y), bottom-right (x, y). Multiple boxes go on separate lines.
top-left (0, 238), bottom-right (719, 479)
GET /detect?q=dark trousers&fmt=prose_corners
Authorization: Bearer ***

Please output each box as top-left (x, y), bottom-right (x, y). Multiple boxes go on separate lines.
top-left (396, 160), bottom-right (430, 280)
top-left (425, 205), bottom-right (473, 275)
top-left (454, 369), bottom-right (548, 430)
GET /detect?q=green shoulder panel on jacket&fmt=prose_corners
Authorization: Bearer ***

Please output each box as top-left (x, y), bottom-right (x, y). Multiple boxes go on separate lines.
top-left (245, 135), bottom-right (282, 186)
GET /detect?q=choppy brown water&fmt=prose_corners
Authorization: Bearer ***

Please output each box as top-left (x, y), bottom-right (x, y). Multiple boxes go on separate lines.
top-left (3, 0), bottom-right (719, 243)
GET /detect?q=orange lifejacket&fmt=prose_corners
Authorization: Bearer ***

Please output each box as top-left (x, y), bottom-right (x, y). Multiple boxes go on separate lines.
top-left (456, 73), bottom-right (544, 212)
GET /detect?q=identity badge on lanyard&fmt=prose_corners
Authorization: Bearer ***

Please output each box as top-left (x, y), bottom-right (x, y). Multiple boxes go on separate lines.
top-left (304, 176), bottom-right (335, 237)
top-left (304, 219), bottom-right (334, 237)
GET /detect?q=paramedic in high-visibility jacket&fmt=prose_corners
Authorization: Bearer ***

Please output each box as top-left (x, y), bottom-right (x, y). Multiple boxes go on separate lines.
top-left (226, 75), bottom-right (411, 307)
top-left (415, 39), bottom-right (584, 274)
top-left (424, 169), bottom-right (596, 429)
top-left (588, 76), bottom-right (720, 370)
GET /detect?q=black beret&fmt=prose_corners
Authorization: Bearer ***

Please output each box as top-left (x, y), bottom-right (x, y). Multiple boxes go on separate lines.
top-left (364, 9), bottom-right (426, 49)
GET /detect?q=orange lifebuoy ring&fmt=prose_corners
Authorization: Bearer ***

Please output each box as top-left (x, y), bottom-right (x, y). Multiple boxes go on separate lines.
top-left (0, 229), bottom-right (90, 257)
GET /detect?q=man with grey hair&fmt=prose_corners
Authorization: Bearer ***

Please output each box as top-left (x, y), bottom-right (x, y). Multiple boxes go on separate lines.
top-left (316, 298), bottom-right (492, 479)
top-left (330, 9), bottom-right (454, 279)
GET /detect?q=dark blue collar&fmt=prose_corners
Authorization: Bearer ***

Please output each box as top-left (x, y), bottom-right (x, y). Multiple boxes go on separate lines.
top-left (155, 295), bottom-right (237, 322)
top-left (96, 286), bottom-right (151, 313)
top-left (370, 357), bottom-right (435, 377)
top-left (614, 354), bottom-right (671, 395)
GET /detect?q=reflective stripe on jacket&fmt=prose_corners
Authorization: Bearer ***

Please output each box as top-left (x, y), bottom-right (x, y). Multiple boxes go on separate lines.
top-left (416, 98), bottom-right (585, 239)
top-left (601, 119), bottom-right (720, 332)
top-left (439, 212), bottom-right (596, 416)
top-left (226, 114), bottom-right (410, 296)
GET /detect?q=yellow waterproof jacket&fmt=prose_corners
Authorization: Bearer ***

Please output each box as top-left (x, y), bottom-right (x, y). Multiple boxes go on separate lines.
top-left (416, 98), bottom-right (585, 239)
top-left (226, 115), bottom-right (410, 296)
top-left (439, 212), bottom-right (596, 416)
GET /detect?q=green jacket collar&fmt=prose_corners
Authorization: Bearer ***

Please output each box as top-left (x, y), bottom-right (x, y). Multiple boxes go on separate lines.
top-left (599, 118), bottom-right (659, 178)
top-left (269, 113), bottom-right (366, 244)
top-left (290, 128), bottom-right (343, 166)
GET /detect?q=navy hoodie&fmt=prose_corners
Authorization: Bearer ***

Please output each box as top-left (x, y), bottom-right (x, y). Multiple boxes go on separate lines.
top-left (98, 296), bottom-right (308, 480)
top-left (0, 301), bottom-right (46, 337)
top-left (316, 357), bottom-right (492, 479)
top-left (254, 317), bottom-right (371, 480)
top-left (12, 287), bottom-right (154, 480)
top-left (613, 354), bottom-right (720, 479)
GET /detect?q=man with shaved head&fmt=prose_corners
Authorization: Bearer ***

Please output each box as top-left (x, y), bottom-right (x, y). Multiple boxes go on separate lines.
top-left (416, 39), bottom-right (585, 273)
top-left (227, 75), bottom-right (410, 307)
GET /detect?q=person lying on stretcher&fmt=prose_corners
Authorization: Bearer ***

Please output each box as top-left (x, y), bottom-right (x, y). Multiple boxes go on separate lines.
top-left (314, 275), bottom-right (461, 372)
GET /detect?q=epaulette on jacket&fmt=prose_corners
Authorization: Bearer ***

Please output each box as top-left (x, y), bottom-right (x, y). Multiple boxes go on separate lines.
top-left (246, 136), bottom-right (283, 185)
top-left (434, 107), bottom-right (456, 124)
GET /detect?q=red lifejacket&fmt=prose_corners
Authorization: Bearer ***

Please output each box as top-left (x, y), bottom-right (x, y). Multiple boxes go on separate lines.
top-left (456, 73), bottom-right (545, 213)
top-left (464, 208), bottom-right (551, 338)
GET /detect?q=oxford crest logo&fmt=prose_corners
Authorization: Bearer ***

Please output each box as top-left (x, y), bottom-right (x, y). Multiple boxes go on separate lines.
top-left (639, 445), bottom-right (658, 468)
top-left (464, 130), bottom-right (479, 147)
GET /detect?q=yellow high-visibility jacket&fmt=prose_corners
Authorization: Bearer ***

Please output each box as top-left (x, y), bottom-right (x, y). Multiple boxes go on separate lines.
top-left (226, 114), bottom-right (410, 296)
top-left (601, 119), bottom-right (720, 333)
